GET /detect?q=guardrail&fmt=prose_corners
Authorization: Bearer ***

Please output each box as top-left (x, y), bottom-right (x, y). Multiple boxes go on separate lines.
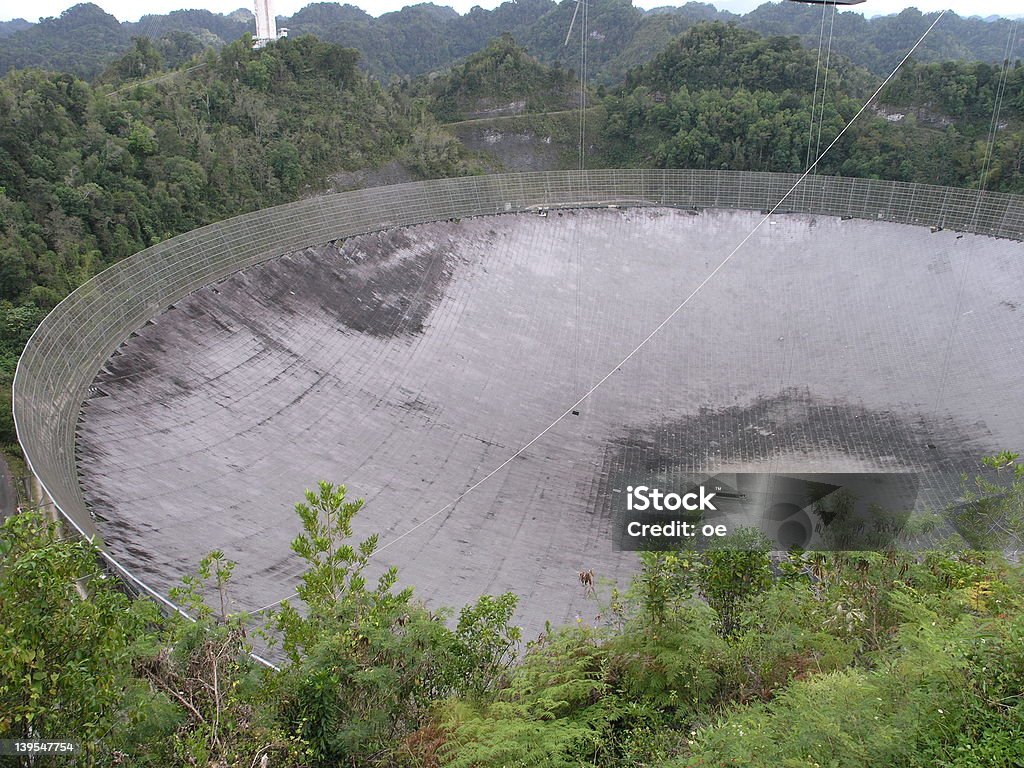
top-left (12, 169), bottom-right (1024, 608)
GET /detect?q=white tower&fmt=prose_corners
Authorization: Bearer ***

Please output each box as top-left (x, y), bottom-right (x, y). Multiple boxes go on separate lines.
top-left (253, 0), bottom-right (286, 49)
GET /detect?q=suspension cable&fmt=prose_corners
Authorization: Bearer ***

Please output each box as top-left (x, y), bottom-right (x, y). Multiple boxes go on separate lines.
top-left (813, 1), bottom-right (839, 171)
top-left (806, 0), bottom-right (830, 171)
top-left (576, 1), bottom-right (589, 393)
top-left (978, 19), bottom-right (1019, 193)
top-left (579, 0), bottom-right (588, 172)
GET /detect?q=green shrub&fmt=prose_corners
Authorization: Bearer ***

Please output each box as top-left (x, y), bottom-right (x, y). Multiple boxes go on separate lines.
top-left (0, 512), bottom-right (154, 747)
top-left (441, 627), bottom-right (626, 768)
top-left (273, 482), bottom-right (521, 766)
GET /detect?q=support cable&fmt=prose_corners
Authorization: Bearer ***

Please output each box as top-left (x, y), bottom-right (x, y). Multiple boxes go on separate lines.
top-left (978, 20), bottom-right (1018, 195)
top-left (805, 0), bottom-right (830, 172)
top-left (106, 63), bottom-right (207, 97)
top-left (579, 0), bottom-right (588, 172)
top-left (813, 2), bottom-right (839, 170)
top-left (573, 0), bottom-right (589, 394)
top-left (779, 0), bottom-right (837, 500)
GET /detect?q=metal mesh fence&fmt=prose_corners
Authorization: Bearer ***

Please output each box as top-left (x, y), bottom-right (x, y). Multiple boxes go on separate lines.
top-left (13, 169), bottom-right (1024, 602)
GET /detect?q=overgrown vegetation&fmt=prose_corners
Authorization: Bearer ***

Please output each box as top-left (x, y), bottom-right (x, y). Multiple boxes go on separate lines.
top-left (2, 459), bottom-right (1023, 766)
top-left (410, 34), bottom-right (578, 124)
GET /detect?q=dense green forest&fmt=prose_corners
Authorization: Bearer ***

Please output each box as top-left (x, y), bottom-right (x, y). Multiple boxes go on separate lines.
top-left (597, 23), bottom-right (1024, 186)
top-left (2, 0), bottom-right (1023, 82)
top-left (0, 19), bottom-right (33, 38)
top-left (411, 34), bottom-right (578, 123)
top-left (2, 466), bottom-right (1023, 766)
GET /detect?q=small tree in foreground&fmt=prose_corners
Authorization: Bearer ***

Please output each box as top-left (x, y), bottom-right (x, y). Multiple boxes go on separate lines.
top-left (632, 528), bottom-right (773, 637)
top-left (274, 481), bottom-right (520, 766)
top-left (0, 511), bottom-right (170, 764)
top-left (954, 451), bottom-right (1024, 551)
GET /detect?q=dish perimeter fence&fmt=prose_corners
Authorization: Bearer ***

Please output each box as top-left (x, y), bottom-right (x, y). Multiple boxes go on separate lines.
top-left (13, 169), bottom-right (1024, 615)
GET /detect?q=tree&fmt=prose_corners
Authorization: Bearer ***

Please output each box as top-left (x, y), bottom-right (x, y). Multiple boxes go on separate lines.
top-left (274, 482), bottom-right (520, 766)
top-left (696, 528), bottom-right (774, 637)
top-left (953, 451), bottom-right (1024, 550)
top-left (632, 528), bottom-right (772, 637)
top-left (0, 512), bottom-right (158, 755)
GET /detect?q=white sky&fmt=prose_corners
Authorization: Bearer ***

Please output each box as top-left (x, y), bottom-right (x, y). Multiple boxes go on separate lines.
top-left (0, 0), bottom-right (1020, 24)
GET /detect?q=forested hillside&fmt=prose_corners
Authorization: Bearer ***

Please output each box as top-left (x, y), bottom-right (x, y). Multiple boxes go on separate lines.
top-left (597, 23), bottom-right (1024, 189)
top-left (2, 0), bottom-right (1022, 83)
top-left (0, 19), bottom-right (32, 38)
top-left (412, 34), bottom-right (579, 123)
top-left (0, 3), bottom-right (129, 79)
top-left (741, 3), bottom-right (1024, 74)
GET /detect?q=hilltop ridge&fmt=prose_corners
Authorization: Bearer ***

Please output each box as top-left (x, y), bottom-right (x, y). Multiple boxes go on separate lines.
top-left (1, 1), bottom-right (1022, 81)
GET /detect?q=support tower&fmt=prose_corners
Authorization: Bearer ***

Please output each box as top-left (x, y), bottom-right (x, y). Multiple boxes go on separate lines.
top-left (253, 0), bottom-right (287, 49)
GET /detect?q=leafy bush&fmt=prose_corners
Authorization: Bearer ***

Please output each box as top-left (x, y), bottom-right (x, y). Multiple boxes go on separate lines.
top-left (442, 626), bottom-right (626, 768)
top-left (3, 471), bottom-right (1023, 767)
top-left (274, 482), bottom-right (521, 766)
top-left (0, 514), bottom-right (141, 734)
